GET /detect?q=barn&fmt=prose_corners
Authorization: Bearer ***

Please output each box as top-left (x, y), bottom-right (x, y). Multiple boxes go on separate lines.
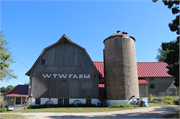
top-left (2, 32), bottom-right (177, 110)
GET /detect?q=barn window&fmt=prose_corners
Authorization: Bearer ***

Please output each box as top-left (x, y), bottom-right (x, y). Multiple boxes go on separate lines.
top-left (15, 97), bottom-right (21, 104)
top-left (149, 77), bottom-right (154, 81)
top-left (84, 60), bottom-right (89, 66)
top-left (64, 98), bottom-right (69, 104)
top-left (36, 98), bottom-right (41, 104)
top-left (41, 59), bottom-right (45, 65)
top-left (58, 98), bottom-right (63, 104)
top-left (150, 84), bottom-right (155, 89)
top-left (86, 99), bottom-right (91, 104)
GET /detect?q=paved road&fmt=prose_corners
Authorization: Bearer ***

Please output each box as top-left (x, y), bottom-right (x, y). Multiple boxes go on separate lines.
top-left (2, 106), bottom-right (180, 119)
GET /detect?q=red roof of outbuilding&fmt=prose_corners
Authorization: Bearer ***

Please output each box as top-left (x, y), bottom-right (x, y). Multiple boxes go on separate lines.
top-left (93, 62), bottom-right (172, 78)
top-left (6, 85), bottom-right (29, 97)
top-left (137, 62), bottom-right (172, 77)
top-left (138, 79), bottom-right (149, 84)
top-left (93, 62), bottom-right (104, 77)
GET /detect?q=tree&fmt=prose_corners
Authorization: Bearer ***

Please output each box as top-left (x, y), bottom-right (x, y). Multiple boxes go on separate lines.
top-left (24, 82), bottom-right (29, 85)
top-left (153, 0), bottom-right (179, 87)
top-left (0, 31), bottom-right (17, 81)
top-left (6, 85), bottom-right (15, 92)
top-left (0, 86), bottom-right (6, 92)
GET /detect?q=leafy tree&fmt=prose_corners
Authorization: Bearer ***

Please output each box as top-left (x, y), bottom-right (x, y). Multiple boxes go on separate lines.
top-left (6, 85), bottom-right (15, 92)
top-left (0, 86), bottom-right (6, 93)
top-left (153, 0), bottom-right (179, 87)
top-left (0, 31), bottom-right (17, 81)
top-left (24, 82), bottom-right (29, 85)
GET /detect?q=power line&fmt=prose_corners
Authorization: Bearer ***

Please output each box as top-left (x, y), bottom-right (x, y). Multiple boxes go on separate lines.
top-left (11, 55), bottom-right (30, 68)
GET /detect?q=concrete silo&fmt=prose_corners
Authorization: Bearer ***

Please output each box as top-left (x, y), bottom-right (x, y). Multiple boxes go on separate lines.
top-left (103, 31), bottom-right (139, 106)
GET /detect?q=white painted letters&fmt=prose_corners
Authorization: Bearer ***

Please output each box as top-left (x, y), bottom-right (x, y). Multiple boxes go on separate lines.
top-left (79, 74), bottom-right (83, 79)
top-left (42, 74), bottom-right (52, 78)
top-left (58, 74), bottom-right (67, 78)
top-left (69, 74), bottom-right (73, 79)
top-left (53, 74), bottom-right (58, 78)
top-left (42, 74), bottom-right (91, 79)
top-left (84, 74), bottom-right (90, 79)
top-left (73, 74), bottom-right (78, 79)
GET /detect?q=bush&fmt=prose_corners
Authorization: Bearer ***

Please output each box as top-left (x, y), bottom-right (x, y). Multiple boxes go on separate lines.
top-left (164, 100), bottom-right (173, 104)
top-left (27, 104), bottom-right (76, 109)
top-left (0, 108), bottom-right (7, 112)
top-left (77, 103), bottom-right (96, 107)
top-left (149, 94), bottom-right (153, 102)
top-left (165, 96), bottom-right (173, 100)
top-left (173, 99), bottom-right (179, 105)
top-left (108, 104), bottom-right (133, 108)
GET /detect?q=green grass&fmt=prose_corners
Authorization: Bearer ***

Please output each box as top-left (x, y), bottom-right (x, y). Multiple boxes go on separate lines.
top-left (0, 114), bottom-right (27, 119)
top-left (164, 111), bottom-right (179, 118)
top-left (3, 103), bottom-right (177, 113)
top-left (148, 103), bottom-right (177, 107)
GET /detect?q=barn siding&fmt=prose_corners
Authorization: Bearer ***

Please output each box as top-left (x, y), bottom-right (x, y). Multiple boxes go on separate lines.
top-left (29, 40), bottom-right (100, 99)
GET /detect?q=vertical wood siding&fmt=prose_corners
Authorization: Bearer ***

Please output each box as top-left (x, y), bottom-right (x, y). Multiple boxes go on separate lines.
top-left (29, 41), bottom-right (99, 99)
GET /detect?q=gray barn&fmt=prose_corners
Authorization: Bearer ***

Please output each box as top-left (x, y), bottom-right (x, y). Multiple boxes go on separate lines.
top-left (26, 35), bottom-right (102, 105)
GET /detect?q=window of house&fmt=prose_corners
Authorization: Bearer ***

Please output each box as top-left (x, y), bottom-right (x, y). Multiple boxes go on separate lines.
top-left (64, 98), bottom-right (69, 104)
top-left (41, 59), bottom-right (45, 65)
top-left (86, 99), bottom-right (91, 104)
top-left (84, 60), bottom-right (89, 66)
top-left (58, 98), bottom-right (63, 105)
top-left (16, 97), bottom-right (21, 104)
top-left (149, 77), bottom-right (154, 81)
top-left (36, 98), bottom-right (40, 104)
top-left (150, 84), bottom-right (155, 89)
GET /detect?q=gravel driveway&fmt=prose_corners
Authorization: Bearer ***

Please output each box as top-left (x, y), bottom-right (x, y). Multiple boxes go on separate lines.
top-left (2, 106), bottom-right (180, 119)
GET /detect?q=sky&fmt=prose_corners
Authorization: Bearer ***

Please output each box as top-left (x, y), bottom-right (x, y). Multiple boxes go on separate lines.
top-left (0, 0), bottom-right (178, 87)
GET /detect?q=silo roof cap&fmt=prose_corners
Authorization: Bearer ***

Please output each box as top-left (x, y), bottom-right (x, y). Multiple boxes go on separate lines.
top-left (103, 31), bottom-right (135, 43)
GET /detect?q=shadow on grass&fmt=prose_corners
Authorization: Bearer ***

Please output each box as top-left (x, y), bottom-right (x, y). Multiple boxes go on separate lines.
top-left (46, 106), bottom-right (180, 118)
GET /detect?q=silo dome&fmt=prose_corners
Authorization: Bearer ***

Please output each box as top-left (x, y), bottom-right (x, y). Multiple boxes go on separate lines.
top-left (104, 31), bottom-right (139, 106)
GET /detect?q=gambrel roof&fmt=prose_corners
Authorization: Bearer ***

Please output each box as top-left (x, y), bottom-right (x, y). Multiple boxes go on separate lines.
top-left (26, 34), bottom-right (102, 76)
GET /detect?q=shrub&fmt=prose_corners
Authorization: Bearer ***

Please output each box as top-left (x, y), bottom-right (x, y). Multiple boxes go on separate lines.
top-left (77, 103), bottom-right (96, 107)
top-left (149, 94), bottom-right (153, 102)
top-left (173, 99), bottom-right (179, 105)
top-left (0, 108), bottom-right (7, 112)
top-left (158, 97), bottom-right (164, 102)
top-left (164, 100), bottom-right (173, 104)
top-left (27, 104), bottom-right (76, 109)
top-left (108, 104), bottom-right (133, 108)
top-left (165, 96), bottom-right (173, 100)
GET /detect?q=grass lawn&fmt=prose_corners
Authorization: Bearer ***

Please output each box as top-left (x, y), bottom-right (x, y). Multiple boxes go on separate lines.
top-left (164, 111), bottom-right (179, 118)
top-left (0, 114), bottom-right (27, 119)
top-left (3, 103), bottom-right (177, 113)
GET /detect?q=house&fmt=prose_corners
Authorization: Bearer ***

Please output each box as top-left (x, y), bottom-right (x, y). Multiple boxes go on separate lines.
top-left (2, 85), bottom-right (28, 110)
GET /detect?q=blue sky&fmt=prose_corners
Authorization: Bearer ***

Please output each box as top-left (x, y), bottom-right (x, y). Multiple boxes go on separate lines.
top-left (0, 0), bottom-right (177, 87)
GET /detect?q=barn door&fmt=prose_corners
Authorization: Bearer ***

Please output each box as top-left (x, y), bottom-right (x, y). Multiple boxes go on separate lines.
top-left (58, 81), bottom-right (69, 97)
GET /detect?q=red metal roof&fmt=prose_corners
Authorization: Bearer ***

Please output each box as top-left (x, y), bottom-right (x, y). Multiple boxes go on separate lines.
top-left (6, 85), bottom-right (29, 97)
top-left (138, 79), bottom-right (149, 84)
top-left (93, 62), bottom-right (172, 78)
top-left (93, 62), bottom-right (104, 77)
top-left (137, 62), bottom-right (172, 77)
top-left (6, 94), bottom-right (28, 97)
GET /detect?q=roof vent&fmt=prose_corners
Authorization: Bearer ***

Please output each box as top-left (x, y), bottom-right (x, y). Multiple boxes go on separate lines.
top-left (122, 31), bottom-right (128, 34)
top-left (117, 31), bottom-right (120, 33)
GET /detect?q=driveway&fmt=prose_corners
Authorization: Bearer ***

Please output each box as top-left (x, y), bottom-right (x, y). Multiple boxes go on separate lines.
top-left (2, 106), bottom-right (180, 118)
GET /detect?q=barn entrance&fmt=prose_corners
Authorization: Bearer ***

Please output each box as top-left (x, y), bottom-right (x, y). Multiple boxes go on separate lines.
top-left (58, 81), bottom-right (69, 97)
